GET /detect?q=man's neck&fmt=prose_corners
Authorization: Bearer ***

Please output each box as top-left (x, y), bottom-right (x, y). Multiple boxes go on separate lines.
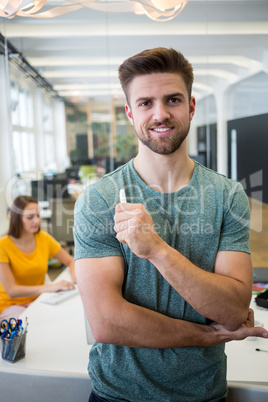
top-left (133, 142), bottom-right (195, 193)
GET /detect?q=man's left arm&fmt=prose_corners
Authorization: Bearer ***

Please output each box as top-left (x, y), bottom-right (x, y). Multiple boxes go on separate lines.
top-left (149, 246), bottom-right (252, 331)
top-left (114, 203), bottom-right (252, 331)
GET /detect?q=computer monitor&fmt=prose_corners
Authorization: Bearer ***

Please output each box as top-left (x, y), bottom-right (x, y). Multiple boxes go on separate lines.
top-left (65, 167), bottom-right (80, 181)
top-left (31, 178), bottom-right (70, 201)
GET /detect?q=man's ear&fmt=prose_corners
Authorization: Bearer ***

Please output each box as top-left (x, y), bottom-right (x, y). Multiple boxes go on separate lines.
top-left (189, 96), bottom-right (196, 121)
top-left (125, 104), bottom-right (134, 125)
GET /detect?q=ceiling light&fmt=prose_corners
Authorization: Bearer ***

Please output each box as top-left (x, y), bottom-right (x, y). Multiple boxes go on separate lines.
top-left (151, 1), bottom-right (182, 11)
top-left (0, 0), bottom-right (188, 21)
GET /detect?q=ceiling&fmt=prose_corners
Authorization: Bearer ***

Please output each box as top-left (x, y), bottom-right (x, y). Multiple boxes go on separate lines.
top-left (0, 0), bottom-right (267, 109)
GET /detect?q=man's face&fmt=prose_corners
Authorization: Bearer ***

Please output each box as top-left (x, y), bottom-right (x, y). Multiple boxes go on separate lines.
top-left (125, 73), bottom-right (195, 155)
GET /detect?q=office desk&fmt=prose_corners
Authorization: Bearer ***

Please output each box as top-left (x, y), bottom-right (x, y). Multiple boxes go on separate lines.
top-left (226, 296), bottom-right (268, 401)
top-left (1, 272), bottom-right (268, 402)
top-left (0, 269), bottom-right (92, 402)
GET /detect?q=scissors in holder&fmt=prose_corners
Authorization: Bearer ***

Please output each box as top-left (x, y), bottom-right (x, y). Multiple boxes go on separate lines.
top-left (0, 318), bottom-right (20, 338)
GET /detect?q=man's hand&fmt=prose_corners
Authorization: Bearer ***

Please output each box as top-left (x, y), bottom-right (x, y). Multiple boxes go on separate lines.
top-left (208, 309), bottom-right (268, 344)
top-left (114, 202), bottom-right (164, 259)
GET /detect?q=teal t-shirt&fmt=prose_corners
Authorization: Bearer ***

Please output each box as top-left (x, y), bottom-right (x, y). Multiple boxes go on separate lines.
top-left (74, 160), bottom-right (250, 402)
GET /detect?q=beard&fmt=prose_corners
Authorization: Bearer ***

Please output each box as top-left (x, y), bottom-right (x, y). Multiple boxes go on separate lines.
top-left (135, 120), bottom-right (190, 155)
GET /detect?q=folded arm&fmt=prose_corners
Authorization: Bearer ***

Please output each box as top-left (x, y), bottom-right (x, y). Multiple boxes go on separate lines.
top-left (75, 256), bottom-right (267, 348)
top-left (114, 203), bottom-right (253, 331)
top-left (149, 246), bottom-right (253, 331)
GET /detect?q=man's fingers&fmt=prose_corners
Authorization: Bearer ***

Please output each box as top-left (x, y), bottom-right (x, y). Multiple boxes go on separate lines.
top-left (114, 218), bottom-right (138, 234)
top-left (115, 202), bottom-right (145, 213)
top-left (248, 326), bottom-right (268, 338)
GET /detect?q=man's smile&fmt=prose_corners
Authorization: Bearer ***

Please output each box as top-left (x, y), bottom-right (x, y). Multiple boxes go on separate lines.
top-left (149, 125), bottom-right (175, 136)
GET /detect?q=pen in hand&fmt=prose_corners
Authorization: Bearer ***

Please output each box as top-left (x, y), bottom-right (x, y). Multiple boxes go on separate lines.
top-left (119, 189), bottom-right (126, 203)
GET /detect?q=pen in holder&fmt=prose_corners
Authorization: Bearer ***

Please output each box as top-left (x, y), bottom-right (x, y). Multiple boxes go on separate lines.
top-left (0, 318), bottom-right (28, 363)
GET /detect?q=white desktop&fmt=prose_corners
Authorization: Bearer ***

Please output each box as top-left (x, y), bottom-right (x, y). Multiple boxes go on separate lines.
top-left (1, 268), bottom-right (268, 402)
top-left (0, 268), bottom-right (92, 402)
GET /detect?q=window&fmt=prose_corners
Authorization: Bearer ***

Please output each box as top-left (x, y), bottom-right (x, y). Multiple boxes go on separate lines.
top-left (10, 81), bottom-right (36, 172)
top-left (43, 100), bottom-right (55, 168)
top-left (13, 131), bottom-right (36, 172)
top-left (44, 133), bottom-right (55, 167)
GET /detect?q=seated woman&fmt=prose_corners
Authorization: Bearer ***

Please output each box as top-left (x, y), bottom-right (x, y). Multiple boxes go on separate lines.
top-left (0, 195), bottom-right (76, 321)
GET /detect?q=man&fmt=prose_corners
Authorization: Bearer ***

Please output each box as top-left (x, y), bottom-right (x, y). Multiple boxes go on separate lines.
top-left (74, 48), bottom-right (268, 402)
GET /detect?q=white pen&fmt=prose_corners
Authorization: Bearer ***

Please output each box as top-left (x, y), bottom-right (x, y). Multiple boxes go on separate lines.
top-left (119, 189), bottom-right (126, 203)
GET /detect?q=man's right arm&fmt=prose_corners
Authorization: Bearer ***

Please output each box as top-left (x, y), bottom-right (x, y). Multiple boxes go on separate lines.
top-left (75, 256), bottom-right (268, 348)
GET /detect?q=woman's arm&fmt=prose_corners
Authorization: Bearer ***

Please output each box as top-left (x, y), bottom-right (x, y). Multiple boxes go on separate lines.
top-left (53, 248), bottom-right (76, 283)
top-left (0, 262), bottom-right (74, 298)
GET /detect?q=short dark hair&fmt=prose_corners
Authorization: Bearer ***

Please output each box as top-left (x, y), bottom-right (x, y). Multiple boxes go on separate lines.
top-left (118, 47), bottom-right (194, 103)
top-left (8, 195), bottom-right (40, 238)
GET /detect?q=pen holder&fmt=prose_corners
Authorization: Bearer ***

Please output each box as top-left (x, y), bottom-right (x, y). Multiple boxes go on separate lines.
top-left (1, 331), bottom-right (27, 363)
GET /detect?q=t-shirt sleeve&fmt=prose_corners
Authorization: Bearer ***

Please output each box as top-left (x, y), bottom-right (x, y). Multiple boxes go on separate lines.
top-left (0, 241), bottom-right (9, 263)
top-left (218, 182), bottom-right (251, 254)
top-left (41, 231), bottom-right (62, 257)
top-left (74, 186), bottom-right (123, 260)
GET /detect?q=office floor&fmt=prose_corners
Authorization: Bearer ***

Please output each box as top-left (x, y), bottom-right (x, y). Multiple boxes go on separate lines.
top-left (47, 199), bottom-right (268, 281)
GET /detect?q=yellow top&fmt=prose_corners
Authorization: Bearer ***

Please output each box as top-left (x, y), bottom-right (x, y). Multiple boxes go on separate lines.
top-left (0, 231), bottom-right (61, 313)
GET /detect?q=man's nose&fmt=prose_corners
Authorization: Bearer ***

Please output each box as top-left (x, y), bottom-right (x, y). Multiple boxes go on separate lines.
top-left (152, 103), bottom-right (171, 122)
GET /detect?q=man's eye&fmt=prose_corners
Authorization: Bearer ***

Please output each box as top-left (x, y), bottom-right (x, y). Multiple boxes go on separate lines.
top-left (140, 101), bottom-right (151, 107)
top-left (169, 98), bottom-right (180, 104)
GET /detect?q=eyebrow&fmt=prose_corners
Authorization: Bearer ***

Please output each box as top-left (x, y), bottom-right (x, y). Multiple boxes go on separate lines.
top-left (135, 92), bottom-right (186, 105)
top-left (23, 212), bottom-right (38, 217)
